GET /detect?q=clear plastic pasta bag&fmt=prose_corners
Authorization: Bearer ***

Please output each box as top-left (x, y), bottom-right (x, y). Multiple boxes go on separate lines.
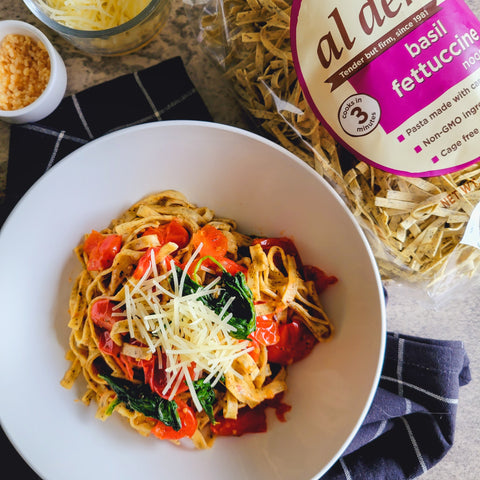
top-left (185, 0), bottom-right (480, 298)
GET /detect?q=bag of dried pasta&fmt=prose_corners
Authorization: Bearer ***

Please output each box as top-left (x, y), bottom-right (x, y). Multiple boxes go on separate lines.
top-left (186, 0), bottom-right (480, 296)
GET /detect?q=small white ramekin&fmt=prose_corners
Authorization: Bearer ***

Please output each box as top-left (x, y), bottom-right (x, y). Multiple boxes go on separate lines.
top-left (0, 20), bottom-right (67, 124)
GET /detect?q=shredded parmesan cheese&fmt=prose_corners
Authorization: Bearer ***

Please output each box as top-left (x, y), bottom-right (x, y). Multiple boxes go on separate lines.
top-left (117, 252), bottom-right (252, 412)
top-left (37, 0), bottom-right (150, 31)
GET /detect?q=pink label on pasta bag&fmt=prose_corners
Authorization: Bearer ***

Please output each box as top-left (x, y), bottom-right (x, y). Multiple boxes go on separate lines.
top-left (348, 0), bottom-right (480, 133)
top-left (291, 0), bottom-right (480, 177)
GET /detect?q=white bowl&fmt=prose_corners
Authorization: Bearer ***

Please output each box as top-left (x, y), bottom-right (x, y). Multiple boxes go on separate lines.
top-left (0, 20), bottom-right (66, 124)
top-left (0, 121), bottom-right (386, 480)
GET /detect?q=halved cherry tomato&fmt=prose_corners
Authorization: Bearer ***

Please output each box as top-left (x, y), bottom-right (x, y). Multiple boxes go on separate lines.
top-left (133, 247), bottom-right (162, 279)
top-left (83, 230), bottom-right (104, 255)
top-left (151, 399), bottom-right (197, 440)
top-left (98, 330), bottom-right (121, 356)
top-left (84, 230), bottom-right (122, 271)
top-left (249, 313), bottom-right (280, 346)
top-left (143, 219), bottom-right (189, 250)
top-left (303, 265), bottom-right (337, 293)
top-left (267, 316), bottom-right (317, 365)
top-left (133, 249), bottom-right (179, 280)
top-left (212, 404), bottom-right (267, 436)
top-left (90, 298), bottom-right (118, 331)
top-left (191, 225), bottom-right (228, 258)
top-left (140, 353), bottom-right (194, 400)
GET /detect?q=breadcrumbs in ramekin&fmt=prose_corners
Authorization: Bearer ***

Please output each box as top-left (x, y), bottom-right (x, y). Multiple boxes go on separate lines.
top-left (0, 33), bottom-right (51, 111)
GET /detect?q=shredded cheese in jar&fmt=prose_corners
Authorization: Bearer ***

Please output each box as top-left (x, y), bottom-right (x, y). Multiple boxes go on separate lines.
top-left (0, 34), bottom-right (51, 111)
top-left (37, 0), bottom-right (151, 31)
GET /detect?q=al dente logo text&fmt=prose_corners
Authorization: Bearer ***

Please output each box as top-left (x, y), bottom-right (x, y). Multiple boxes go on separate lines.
top-left (317, 1), bottom-right (445, 91)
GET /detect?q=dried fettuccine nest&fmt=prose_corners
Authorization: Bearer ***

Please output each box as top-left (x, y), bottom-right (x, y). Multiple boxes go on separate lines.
top-left (200, 0), bottom-right (480, 290)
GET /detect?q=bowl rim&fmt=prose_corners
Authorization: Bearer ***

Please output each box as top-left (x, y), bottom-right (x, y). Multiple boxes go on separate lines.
top-left (0, 19), bottom-right (65, 118)
top-left (23, 0), bottom-right (165, 38)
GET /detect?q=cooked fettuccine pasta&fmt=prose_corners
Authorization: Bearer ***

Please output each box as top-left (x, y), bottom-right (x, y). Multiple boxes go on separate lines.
top-left (61, 190), bottom-right (335, 448)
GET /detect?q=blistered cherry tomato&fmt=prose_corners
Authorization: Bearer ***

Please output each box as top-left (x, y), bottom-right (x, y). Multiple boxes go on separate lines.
top-left (267, 317), bottom-right (317, 365)
top-left (212, 405), bottom-right (267, 436)
top-left (249, 313), bottom-right (280, 346)
top-left (90, 298), bottom-right (117, 331)
top-left (151, 399), bottom-right (197, 440)
top-left (84, 231), bottom-right (122, 271)
top-left (191, 225), bottom-right (228, 258)
top-left (143, 219), bottom-right (189, 250)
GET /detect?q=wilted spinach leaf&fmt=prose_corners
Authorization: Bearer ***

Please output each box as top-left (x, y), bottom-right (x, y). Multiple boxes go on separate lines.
top-left (100, 374), bottom-right (181, 431)
top-left (193, 379), bottom-right (216, 423)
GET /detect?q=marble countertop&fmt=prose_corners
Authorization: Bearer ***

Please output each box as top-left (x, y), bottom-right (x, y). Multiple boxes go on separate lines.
top-left (1, 1), bottom-right (479, 479)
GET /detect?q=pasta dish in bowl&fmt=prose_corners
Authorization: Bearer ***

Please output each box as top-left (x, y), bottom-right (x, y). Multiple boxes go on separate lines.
top-left (61, 190), bottom-right (336, 448)
top-left (0, 121), bottom-right (385, 480)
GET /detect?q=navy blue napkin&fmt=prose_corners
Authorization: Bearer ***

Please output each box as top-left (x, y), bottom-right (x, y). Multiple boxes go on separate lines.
top-left (322, 332), bottom-right (471, 480)
top-left (0, 58), bottom-right (471, 480)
